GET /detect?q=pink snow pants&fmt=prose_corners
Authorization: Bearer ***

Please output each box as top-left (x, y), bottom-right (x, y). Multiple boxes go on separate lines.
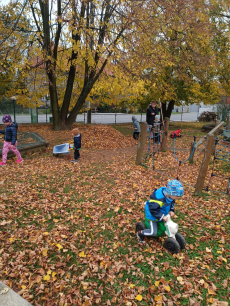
top-left (2, 141), bottom-right (22, 163)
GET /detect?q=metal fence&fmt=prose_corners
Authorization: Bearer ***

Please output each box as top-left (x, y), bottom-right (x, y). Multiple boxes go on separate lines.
top-left (0, 100), bottom-right (200, 124)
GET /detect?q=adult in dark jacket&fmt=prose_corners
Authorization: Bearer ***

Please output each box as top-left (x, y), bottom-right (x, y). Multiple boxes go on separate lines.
top-left (146, 101), bottom-right (159, 126)
top-left (0, 114), bottom-right (23, 166)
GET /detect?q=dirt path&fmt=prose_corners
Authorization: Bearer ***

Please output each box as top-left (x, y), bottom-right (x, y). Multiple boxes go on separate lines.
top-left (79, 144), bottom-right (138, 163)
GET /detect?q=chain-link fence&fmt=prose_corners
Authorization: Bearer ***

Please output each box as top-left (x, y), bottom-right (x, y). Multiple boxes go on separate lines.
top-left (0, 100), bottom-right (52, 123)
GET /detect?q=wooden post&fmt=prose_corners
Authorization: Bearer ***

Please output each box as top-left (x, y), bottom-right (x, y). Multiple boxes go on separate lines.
top-left (227, 115), bottom-right (230, 127)
top-left (162, 117), bottom-right (169, 151)
top-left (195, 121), bottom-right (224, 149)
top-left (194, 134), bottom-right (214, 194)
top-left (189, 141), bottom-right (195, 163)
top-left (136, 122), bottom-right (148, 165)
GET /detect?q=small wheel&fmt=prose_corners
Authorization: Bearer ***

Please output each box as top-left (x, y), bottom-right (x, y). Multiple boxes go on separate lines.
top-left (175, 233), bottom-right (186, 250)
top-left (135, 222), bottom-right (146, 233)
top-left (163, 238), bottom-right (180, 254)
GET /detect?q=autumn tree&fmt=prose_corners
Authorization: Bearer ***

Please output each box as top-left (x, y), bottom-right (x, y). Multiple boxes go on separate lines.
top-left (0, 2), bottom-right (32, 101)
top-left (0, 0), bottom-right (146, 130)
top-left (118, 0), bottom-right (222, 119)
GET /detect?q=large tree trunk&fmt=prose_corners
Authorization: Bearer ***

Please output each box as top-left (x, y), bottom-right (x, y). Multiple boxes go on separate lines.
top-left (162, 100), bottom-right (175, 120)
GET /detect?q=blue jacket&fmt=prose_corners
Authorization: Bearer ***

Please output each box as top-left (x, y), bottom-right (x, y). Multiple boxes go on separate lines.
top-left (73, 133), bottom-right (81, 150)
top-left (0, 122), bottom-right (18, 145)
top-left (145, 187), bottom-right (175, 222)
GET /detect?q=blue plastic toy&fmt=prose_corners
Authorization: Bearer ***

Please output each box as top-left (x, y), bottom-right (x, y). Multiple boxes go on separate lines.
top-left (53, 142), bottom-right (73, 158)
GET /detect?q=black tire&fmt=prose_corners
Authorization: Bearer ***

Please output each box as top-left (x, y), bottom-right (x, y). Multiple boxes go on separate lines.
top-left (163, 238), bottom-right (180, 254)
top-left (175, 233), bottom-right (186, 250)
top-left (135, 222), bottom-right (146, 233)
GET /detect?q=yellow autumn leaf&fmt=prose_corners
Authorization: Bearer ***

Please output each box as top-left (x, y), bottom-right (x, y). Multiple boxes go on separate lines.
top-left (47, 270), bottom-right (51, 275)
top-left (43, 232), bottom-right (49, 236)
top-left (79, 251), bottom-right (86, 258)
top-left (114, 207), bottom-right (119, 212)
top-left (9, 237), bottom-right (15, 242)
top-left (52, 272), bottom-right (57, 278)
top-left (54, 219), bottom-right (59, 222)
top-left (21, 285), bottom-right (26, 290)
top-left (135, 294), bottom-right (142, 301)
top-left (164, 285), bottom-right (170, 292)
top-left (56, 243), bottom-right (63, 250)
top-left (43, 274), bottom-right (50, 281)
top-left (129, 284), bottom-right (135, 288)
top-left (207, 298), bottom-right (214, 303)
top-left (208, 289), bottom-right (216, 295)
top-left (155, 281), bottom-right (160, 287)
top-left (222, 257), bottom-right (227, 262)
top-left (42, 249), bottom-right (48, 256)
top-left (154, 295), bottom-right (163, 302)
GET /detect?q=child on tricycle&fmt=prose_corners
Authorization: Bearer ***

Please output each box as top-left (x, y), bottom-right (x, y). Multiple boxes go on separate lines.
top-left (136, 179), bottom-right (186, 253)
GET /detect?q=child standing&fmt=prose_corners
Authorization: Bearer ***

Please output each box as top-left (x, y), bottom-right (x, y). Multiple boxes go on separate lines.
top-left (137, 180), bottom-right (184, 243)
top-left (132, 116), bottom-right (141, 140)
top-left (0, 115), bottom-right (23, 166)
top-left (71, 128), bottom-right (81, 163)
top-left (153, 114), bottom-right (160, 144)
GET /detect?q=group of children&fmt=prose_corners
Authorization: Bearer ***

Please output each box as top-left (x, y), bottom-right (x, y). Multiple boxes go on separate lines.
top-left (0, 114), bottom-right (81, 165)
top-left (0, 113), bottom-right (184, 246)
top-left (132, 114), bottom-right (161, 143)
top-left (1, 110), bottom-right (158, 165)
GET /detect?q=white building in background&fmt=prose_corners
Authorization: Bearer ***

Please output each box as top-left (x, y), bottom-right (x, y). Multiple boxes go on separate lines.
top-left (174, 102), bottom-right (216, 114)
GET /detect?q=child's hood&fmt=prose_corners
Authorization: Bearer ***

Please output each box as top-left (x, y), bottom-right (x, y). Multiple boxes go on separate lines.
top-left (132, 116), bottom-right (138, 122)
top-left (74, 133), bottom-right (81, 137)
top-left (6, 122), bottom-right (18, 129)
top-left (12, 122), bottom-right (18, 129)
top-left (151, 187), bottom-right (175, 205)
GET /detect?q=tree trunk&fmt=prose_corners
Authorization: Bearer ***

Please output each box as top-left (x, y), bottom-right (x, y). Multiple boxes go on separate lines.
top-left (162, 100), bottom-right (175, 119)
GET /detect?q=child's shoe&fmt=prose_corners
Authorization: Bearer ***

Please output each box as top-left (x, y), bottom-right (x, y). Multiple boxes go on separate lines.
top-left (0, 162), bottom-right (6, 166)
top-left (71, 160), bottom-right (78, 163)
top-left (137, 231), bottom-right (145, 243)
top-left (16, 158), bottom-right (23, 164)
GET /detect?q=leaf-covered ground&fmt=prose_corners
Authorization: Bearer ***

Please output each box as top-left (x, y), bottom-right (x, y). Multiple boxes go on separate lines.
top-left (0, 123), bottom-right (229, 306)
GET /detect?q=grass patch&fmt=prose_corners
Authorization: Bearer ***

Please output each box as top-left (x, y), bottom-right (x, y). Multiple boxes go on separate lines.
top-left (113, 124), bottom-right (133, 136)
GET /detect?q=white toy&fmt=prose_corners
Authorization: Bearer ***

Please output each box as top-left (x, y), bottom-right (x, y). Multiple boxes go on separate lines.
top-left (136, 214), bottom-right (186, 254)
top-left (162, 214), bottom-right (186, 253)
top-left (164, 214), bottom-right (178, 239)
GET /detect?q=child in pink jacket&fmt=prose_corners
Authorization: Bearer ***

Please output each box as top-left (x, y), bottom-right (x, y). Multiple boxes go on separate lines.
top-left (0, 114), bottom-right (23, 166)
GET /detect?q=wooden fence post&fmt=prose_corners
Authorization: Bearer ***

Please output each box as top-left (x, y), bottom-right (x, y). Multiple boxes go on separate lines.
top-left (162, 117), bottom-right (169, 151)
top-left (227, 115), bottom-right (230, 127)
top-left (194, 134), bottom-right (214, 194)
top-left (136, 122), bottom-right (148, 165)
